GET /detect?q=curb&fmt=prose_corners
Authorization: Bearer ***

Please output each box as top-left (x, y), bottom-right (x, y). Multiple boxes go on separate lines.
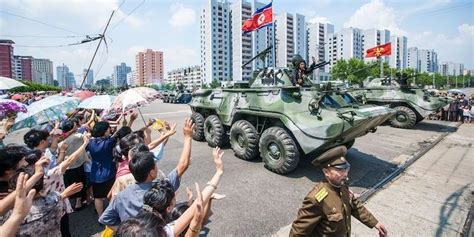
top-left (358, 121), bottom-right (462, 202)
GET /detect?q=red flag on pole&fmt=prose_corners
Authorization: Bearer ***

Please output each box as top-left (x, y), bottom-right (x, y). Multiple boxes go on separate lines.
top-left (365, 42), bottom-right (392, 58)
top-left (242, 2), bottom-right (272, 34)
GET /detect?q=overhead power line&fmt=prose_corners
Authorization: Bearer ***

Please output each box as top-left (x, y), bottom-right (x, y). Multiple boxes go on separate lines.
top-left (0, 10), bottom-right (84, 36)
top-left (109, 0), bottom-right (146, 32)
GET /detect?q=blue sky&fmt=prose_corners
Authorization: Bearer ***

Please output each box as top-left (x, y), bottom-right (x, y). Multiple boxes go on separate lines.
top-left (0, 0), bottom-right (473, 83)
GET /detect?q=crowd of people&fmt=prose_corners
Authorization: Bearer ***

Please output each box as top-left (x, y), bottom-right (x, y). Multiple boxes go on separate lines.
top-left (429, 93), bottom-right (474, 123)
top-left (0, 106), bottom-right (226, 237)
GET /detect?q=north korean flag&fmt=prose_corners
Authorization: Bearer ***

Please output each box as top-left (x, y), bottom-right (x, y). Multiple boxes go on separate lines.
top-left (242, 2), bottom-right (272, 34)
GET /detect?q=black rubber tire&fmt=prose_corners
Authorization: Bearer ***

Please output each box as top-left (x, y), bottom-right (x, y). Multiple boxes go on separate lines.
top-left (259, 127), bottom-right (299, 174)
top-left (204, 115), bottom-right (228, 147)
top-left (230, 120), bottom-right (259, 160)
top-left (389, 106), bottom-right (417, 129)
top-left (343, 140), bottom-right (355, 149)
top-left (190, 113), bottom-right (205, 141)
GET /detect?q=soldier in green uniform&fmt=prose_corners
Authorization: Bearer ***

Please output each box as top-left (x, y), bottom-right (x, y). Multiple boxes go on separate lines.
top-left (289, 146), bottom-right (388, 237)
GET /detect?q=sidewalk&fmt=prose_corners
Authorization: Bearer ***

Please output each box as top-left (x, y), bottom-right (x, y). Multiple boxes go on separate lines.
top-left (350, 123), bottom-right (473, 236)
top-left (274, 124), bottom-right (473, 237)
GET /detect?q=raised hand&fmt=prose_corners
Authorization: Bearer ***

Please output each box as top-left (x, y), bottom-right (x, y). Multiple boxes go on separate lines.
top-left (82, 133), bottom-right (91, 144)
top-left (183, 118), bottom-right (194, 138)
top-left (34, 156), bottom-right (50, 174)
top-left (59, 142), bottom-right (69, 153)
top-left (212, 147), bottom-right (224, 173)
top-left (165, 122), bottom-right (177, 137)
top-left (61, 183), bottom-right (83, 199)
top-left (186, 186), bottom-right (194, 206)
top-left (12, 173), bottom-right (36, 219)
top-left (130, 112), bottom-right (138, 121)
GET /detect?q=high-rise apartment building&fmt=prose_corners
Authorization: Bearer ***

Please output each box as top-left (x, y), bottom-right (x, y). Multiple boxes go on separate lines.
top-left (275, 13), bottom-right (306, 68)
top-left (200, 0), bottom-right (231, 83)
top-left (135, 49), bottom-right (163, 85)
top-left (57, 64), bottom-right (75, 88)
top-left (231, 0), bottom-right (274, 81)
top-left (32, 58), bottom-right (54, 85)
top-left (407, 47), bottom-right (419, 71)
top-left (408, 47), bottom-right (438, 73)
top-left (307, 22), bottom-right (334, 72)
top-left (389, 36), bottom-right (407, 70)
top-left (82, 69), bottom-right (94, 88)
top-left (113, 63), bottom-right (131, 87)
top-left (439, 62), bottom-right (464, 76)
top-left (363, 29), bottom-right (390, 64)
top-left (165, 65), bottom-right (202, 89)
top-left (13, 56), bottom-right (33, 81)
top-left (0, 40), bottom-right (15, 78)
top-left (327, 27), bottom-right (364, 71)
top-left (418, 49), bottom-right (438, 73)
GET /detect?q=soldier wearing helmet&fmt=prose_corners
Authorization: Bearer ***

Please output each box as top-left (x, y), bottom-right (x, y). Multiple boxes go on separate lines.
top-left (291, 55), bottom-right (317, 87)
top-left (290, 146), bottom-right (388, 237)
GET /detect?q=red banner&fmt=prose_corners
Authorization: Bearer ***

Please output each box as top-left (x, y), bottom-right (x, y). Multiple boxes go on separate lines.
top-left (365, 42), bottom-right (392, 58)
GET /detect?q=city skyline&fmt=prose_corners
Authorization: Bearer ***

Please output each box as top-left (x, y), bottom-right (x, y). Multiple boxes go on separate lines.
top-left (1, 0), bottom-right (472, 82)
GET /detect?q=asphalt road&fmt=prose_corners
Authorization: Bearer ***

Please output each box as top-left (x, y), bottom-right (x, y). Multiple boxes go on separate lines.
top-left (4, 87), bottom-right (472, 236)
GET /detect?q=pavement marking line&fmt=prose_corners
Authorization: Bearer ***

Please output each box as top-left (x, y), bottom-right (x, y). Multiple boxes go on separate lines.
top-left (141, 110), bottom-right (191, 116)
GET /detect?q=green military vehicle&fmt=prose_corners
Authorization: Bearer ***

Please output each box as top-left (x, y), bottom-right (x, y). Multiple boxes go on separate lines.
top-left (351, 76), bottom-right (451, 129)
top-left (188, 47), bottom-right (396, 174)
top-left (162, 89), bottom-right (192, 104)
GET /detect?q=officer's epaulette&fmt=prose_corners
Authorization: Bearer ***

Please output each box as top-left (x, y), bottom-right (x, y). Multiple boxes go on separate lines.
top-left (314, 187), bottom-right (328, 202)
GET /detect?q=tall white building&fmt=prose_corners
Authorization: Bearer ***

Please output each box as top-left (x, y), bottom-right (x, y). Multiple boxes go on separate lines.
top-left (82, 69), bottom-right (94, 88)
top-left (165, 65), bottom-right (202, 89)
top-left (363, 29), bottom-right (390, 63)
top-left (389, 36), bottom-right (407, 70)
top-left (200, 0), bottom-right (231, 84)
top-left (275, 13), bottom-right (306, 68)
top-left (327, 27), bottom-right (364, 71)
top-left (32, 58), bottom-right (54, 85)
top-left (439, 62), bottom-right (464, 76)
top-left (418, 49), bottom-right (438, 73)
top-left (113, 63), bottom-right (131, 87)
top-left (307, 22), bottom-right (334, 72)
top-left (407, 47), bottom-right (419, 71)
top-left (127, 71), bottom-right (137, 86)
top-left (231, 0), bottom-right (274, 81)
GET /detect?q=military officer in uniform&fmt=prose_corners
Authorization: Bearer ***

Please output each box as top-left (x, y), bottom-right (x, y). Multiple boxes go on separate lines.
top-left (289, 146), bottom-right (388, 237)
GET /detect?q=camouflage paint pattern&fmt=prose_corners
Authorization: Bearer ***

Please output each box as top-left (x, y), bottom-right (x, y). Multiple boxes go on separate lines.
top-left (351, 78), bottom-right (451, 118)
top-left (189, 68), bottom-right (396, 157)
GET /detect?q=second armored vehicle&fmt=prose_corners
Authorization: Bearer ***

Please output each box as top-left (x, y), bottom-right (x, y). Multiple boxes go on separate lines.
top-left (351, 76), bottom-right (451, 129)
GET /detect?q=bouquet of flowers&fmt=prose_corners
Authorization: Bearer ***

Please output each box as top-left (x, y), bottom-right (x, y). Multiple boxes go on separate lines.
top-left (0, 101), bottom-right (27, 120)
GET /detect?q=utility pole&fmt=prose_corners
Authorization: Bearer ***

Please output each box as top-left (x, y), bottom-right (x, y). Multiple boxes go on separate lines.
top-left (432, 73), bottom-right (435, 89)
top-left (80, 11), bottom-right (115, 89)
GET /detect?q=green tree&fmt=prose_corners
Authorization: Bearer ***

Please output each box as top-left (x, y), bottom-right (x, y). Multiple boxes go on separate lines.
top-left (330, 58), bottom-right (369, 84)
top-left (210, 79), bottom-right (221, 89)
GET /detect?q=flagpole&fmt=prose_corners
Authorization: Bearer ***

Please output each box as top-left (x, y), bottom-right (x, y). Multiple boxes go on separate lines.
top-left (379, 57), bottom-right (384, 78)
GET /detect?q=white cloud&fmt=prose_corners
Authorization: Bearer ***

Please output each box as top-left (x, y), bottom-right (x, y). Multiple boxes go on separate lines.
top-left (343, 0), bottom-right (406, 36)
top-left (163, 47), bottom-right (198, 70)
top-left (168, 3), bottom-right (196, 28)
top-left (308, 16), bottom-right (331, 24)
top-left (409, 24), bottom-right (474, 67)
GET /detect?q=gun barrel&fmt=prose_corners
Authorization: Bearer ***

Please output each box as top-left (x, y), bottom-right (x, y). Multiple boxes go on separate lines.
top-left (242, 45), bottom-right (272, 69)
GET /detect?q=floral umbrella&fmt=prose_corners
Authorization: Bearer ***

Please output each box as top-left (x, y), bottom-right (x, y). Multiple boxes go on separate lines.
top-left (109, 87), bottom-right (160, 113)
top-left (0, 99), bottom-right (27, 120)
top-left (12, 95), bottom-right (79, 131)
top-left (74, 90), bottom-right (96, 101)
top-left (78, 95), bottom-right (116, 110)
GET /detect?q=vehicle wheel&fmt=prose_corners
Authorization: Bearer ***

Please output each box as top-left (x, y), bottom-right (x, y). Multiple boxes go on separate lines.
top-left (259, 127), bottom-right (299, 174)
top-left (204, 115), bottom-right (228, 147)
top-left (389, 106), bottom-right (417, 129)
top-left (190, 113), bottom-right (205, 141)
top-left (343, 139), bottom-right (355, 149)
top-left (230, 120), bottom-right (259, 160)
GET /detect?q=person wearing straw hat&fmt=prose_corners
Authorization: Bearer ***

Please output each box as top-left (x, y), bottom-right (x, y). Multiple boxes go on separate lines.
top-left (290, 146), bottom-right (387, 237)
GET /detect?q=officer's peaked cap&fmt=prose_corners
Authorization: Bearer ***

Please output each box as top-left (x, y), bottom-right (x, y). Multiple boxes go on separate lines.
top-left (311, 145), bottom-right (350, 169)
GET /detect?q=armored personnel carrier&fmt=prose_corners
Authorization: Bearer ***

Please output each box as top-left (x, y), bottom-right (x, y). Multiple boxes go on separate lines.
top-left (351, 76), bottom-right (451, 129)
top-left (189, 47), bottom-right (396, 174)
top-left (162, 90), bottom-right (192, 104)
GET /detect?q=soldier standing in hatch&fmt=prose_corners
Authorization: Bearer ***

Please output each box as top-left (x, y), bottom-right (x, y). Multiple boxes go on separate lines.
top-left (289, 146), bottom-right (388, 237)
top-left (292, 56), bottom-right (317, 87)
